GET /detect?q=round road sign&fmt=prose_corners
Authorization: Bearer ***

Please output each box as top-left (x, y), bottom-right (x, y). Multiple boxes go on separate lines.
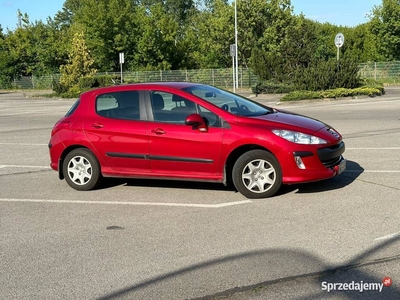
top-left (335, 33), bottom-right (345, 48)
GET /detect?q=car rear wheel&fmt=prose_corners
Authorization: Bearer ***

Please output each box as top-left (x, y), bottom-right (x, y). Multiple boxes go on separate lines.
top-left (232, 150), bottom-right (282, 199)
top-left (63, 148), bottom-right (102, 191)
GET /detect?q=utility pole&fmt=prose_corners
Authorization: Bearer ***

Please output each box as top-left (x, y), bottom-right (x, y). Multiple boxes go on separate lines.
top-left (234, 1), bottom-right (239, 89)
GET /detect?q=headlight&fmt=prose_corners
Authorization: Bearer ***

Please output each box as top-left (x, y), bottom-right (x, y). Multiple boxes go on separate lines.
top-left (272, 130), bottom-right (327, 144)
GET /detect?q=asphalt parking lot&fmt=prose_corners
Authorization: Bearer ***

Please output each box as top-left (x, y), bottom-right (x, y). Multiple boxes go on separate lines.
top-left (1, 88), bottom-right (400, 299)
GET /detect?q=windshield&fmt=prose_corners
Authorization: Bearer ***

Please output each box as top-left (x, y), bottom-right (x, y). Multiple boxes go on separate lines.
top-left (183, 85), bottom-right (273, 116)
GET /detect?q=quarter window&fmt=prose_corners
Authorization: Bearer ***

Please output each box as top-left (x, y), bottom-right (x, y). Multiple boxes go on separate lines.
top-left (96, 91), bottom-right (140, 120)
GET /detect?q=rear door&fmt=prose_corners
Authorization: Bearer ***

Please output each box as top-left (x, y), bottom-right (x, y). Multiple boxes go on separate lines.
top-left (83, 90), bottom-right (151, 174)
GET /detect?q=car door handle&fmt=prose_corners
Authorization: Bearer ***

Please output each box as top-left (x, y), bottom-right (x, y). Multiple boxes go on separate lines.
top-left (91, 122), bottom-right (104, 129)
top-left (151, 128), bottom-right (166, 135)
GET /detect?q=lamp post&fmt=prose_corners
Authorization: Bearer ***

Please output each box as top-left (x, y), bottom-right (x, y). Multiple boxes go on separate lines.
top-left (234, 0), bottom-right (238, 89)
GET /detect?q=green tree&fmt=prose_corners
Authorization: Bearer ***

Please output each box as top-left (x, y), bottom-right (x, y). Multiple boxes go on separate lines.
top-left (53, 0), bottom-right (83, 29)
top-left (238, 0), bottom-right (294, 67)
top-left (0, 26), bottom-right (17, 87)
top-left (369, 0), bottom-right (400, 61)
top-left (312, 22), bottom-right (338, 62)
top-left (3, 11), bottom-right (66, 77)
top-left (349, 23), bottom-right (378, 62)
top-left (59, 32), bottom-right (96, 87)
top-left (3, 13), bottom-right (34, 77)
top-left (133, 3), bottom-right (180, 70)
top-left (183, 0), bottom-right (233, 68)
top-left (57, 0), bottom-right (138, 71)
top-left (279, 16), bottom-right (318, 71)
top-left (140, 0), bottom-right (195, 24)
top-left (249, 12), bottom-right (319, 82)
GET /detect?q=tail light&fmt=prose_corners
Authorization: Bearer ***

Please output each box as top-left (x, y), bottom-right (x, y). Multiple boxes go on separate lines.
top-left (51, 119), bottom-right (71, 136)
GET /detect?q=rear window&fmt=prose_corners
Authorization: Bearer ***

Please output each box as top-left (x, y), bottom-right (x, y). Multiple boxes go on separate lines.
top-left (65, 99), bottom-right (80, 117)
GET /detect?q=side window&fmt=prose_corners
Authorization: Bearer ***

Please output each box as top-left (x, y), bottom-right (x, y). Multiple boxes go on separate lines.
top-left (96, 91), bottom-right (140, 120)
top-left (150, 91), bottom-right (220, 127)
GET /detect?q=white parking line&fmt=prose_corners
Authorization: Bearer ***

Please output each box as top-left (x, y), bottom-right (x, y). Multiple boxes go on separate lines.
top-left (0, 198), bottom-right (252, 208)
top-left (375, 232), bottom-right (400, 241)
top-left (347, 147), bottom-right (400, 150)
top-left (0, 143), bottom-right (48, 146)
top-left (0, 108), bottom-right (69, 117)
top-left (278, 99), bottom-right (400, 109)
top-left (345, 170), bottom-right (400, 173)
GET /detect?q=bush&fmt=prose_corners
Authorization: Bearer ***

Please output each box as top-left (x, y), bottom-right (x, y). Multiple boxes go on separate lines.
top-left (78, 75), bottom-right (119, 90)
top-left (292, 57), bottom-right (361, 91)
top-left (53, 75), bottom-right (121, 98)
top-left (78, 76), bottom-right (98, 90)
top-left (0, 75), bottom-right (12, 89)
top-left (281, 86), bottom-right (383, 102)
top-left (95, 75), bottom-right (120, 87)
top-left (52, 80), bottom-right (69, 95)
top-left (281, 91), bottom-right (323, 101)
top-left (360, 78), bottom-right (384, 93)
top-left (252, 81), bottom-right (296, 94)
top-left (60, 85), bottom-right (82, 99)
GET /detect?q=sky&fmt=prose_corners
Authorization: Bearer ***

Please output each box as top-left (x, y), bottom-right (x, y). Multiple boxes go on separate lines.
top-left (0, 0), bottom-right (382, 31)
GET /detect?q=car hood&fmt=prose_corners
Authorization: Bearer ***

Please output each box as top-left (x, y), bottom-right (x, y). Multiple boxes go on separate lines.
top-left (250, 110), bottom-right (328, 133)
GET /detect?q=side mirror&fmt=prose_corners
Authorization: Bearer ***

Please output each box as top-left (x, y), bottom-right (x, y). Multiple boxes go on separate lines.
top-left (205, 91), bottom-right (217, 98)
top-left (185, 113), bottom-right (208, 132)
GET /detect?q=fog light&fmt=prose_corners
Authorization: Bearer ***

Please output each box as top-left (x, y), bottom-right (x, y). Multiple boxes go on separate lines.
top-left (294, 156), bottom-right (305, 169)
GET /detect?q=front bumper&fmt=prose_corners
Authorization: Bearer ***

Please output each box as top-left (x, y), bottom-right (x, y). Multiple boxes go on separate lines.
top-left (279, 141), bottom-right (346, 184)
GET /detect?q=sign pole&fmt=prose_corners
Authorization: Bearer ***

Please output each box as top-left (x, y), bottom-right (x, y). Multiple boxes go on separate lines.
top-left (119, 52), bottom-right (124, 83)
top-left (230, 44), bottom-right (236, 93)
top-left (334, 33), bottom-right (344, 61)
top-left (232, 55), bottom-right (235, 93)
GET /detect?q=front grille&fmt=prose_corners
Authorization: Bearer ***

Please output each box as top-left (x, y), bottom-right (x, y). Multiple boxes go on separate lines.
top-left (317, 142), bottom-right (345, 168)
top-left (321, 155), bottom-right (343, 168)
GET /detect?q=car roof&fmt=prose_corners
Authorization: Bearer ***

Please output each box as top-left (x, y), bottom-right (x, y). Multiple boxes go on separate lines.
top-left (81, 82), bottom-right (203, 97)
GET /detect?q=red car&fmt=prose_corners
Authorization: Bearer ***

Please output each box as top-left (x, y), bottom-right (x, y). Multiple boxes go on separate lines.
top-left (49, 82), bottom-right (346, 199)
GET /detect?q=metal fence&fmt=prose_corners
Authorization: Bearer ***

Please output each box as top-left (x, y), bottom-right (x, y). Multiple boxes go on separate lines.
top-left (359, 62), bottom-right (400, 81)
top-left (6, 62), bottom-right (400, 90)
top-left (8, 68), bottom-right (258, 90)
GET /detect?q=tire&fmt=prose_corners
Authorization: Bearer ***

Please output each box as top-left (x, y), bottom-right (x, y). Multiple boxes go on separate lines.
top-left (232, 150), bottom-right (282, 199)
top-left (63, 148), bottom-right (102, 191)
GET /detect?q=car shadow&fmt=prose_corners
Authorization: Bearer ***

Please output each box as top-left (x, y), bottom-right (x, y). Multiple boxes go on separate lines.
top-left (99, 160), bottom-right (363, 196)
top-left (100, 177), bottom-right (236, 192)
top-left (97, 235), bottom-right (400, 300)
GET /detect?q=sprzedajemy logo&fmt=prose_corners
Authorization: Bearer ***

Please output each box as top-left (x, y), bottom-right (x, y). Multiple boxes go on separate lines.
top-left (321, 277), bottom-right (392, 293)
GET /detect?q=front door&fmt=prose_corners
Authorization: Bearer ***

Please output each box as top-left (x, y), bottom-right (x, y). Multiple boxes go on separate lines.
top-left (147, 91), bottom-right (224, 180)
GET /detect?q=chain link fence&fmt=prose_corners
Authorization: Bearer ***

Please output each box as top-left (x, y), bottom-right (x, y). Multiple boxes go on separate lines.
top-left (5, 62), bottom-right (400, 90)
top-left (359, 62), bottom-right (400, 81)
top-left (7, 68), bottom-right (258, 90)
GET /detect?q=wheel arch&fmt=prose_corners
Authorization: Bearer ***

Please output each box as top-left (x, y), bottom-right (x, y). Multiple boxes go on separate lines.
top-left (58, 145), bottom-right (93, 180)
top-left (224, 144), bottom-right (275, 186)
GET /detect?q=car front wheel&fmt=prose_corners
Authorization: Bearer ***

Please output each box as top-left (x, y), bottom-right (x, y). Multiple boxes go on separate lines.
top-left (63, 148), bottom-right (102, 191)
top-left (232, 150), bottom-right (282, 199)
